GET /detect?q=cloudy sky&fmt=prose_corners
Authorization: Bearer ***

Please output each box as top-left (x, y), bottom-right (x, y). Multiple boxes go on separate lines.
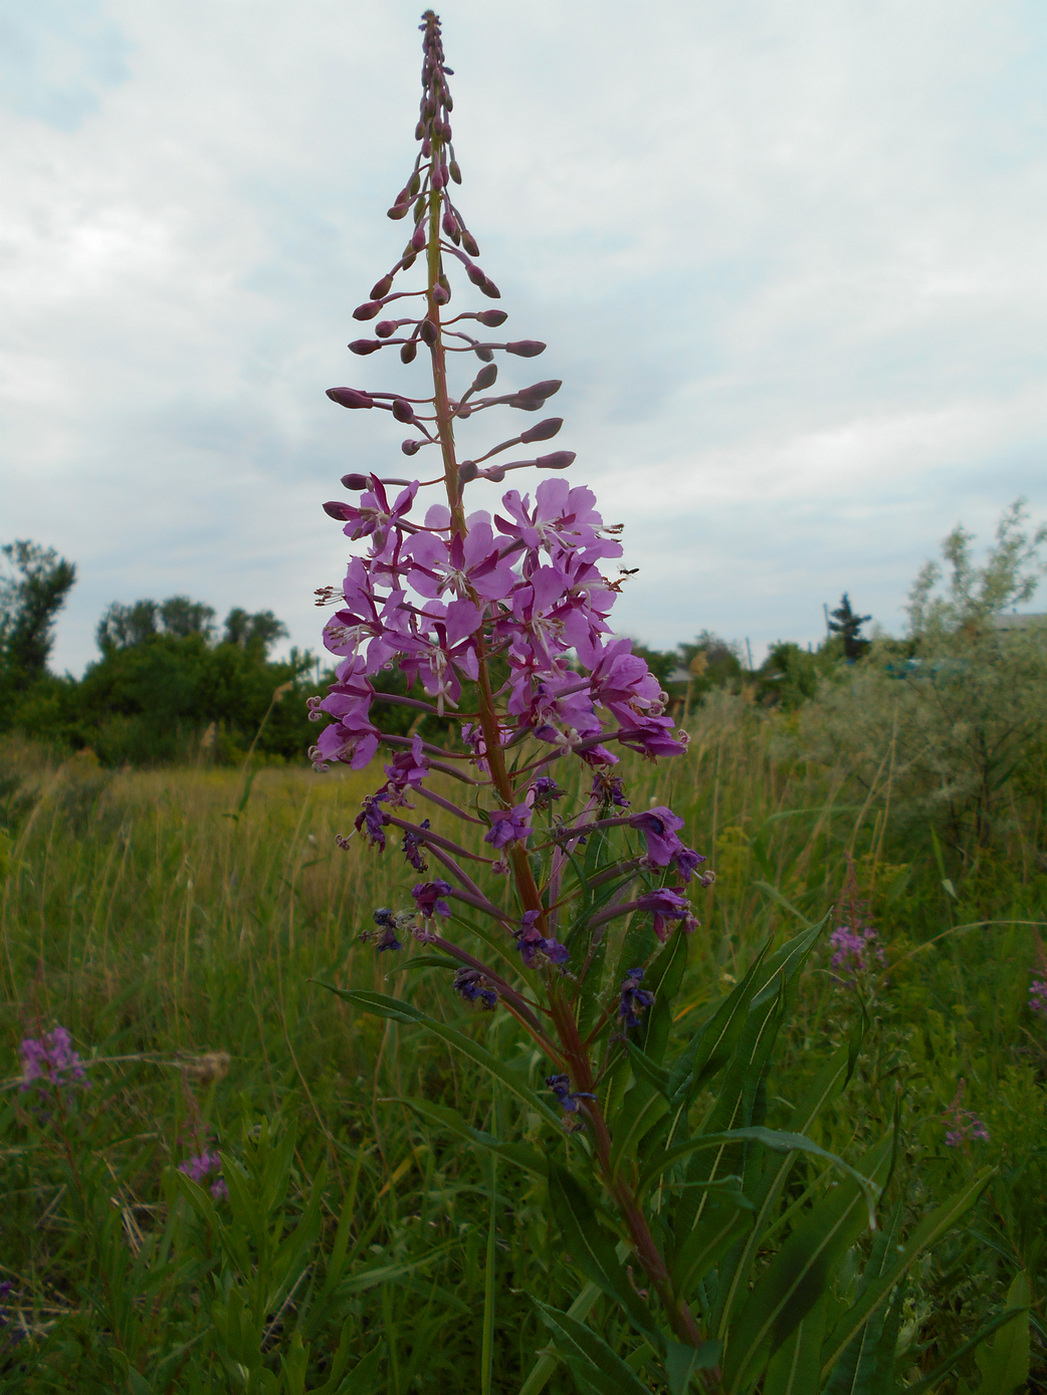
top-left (3, 0), bottom-right (1046, 675)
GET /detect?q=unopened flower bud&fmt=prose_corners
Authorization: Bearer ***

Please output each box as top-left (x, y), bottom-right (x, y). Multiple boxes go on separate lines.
top-left (449, 159), bottom-right (462, 184)
top-left (402, 439), bottom-right (424, 455)
top-left (322, 500), bottom-right (352, 519)
top-left (420, 318), bottom-right (438, 346)
top-left (433, 162), bottom-right (446, 189)
top-left (411, 223), bottom-right (427, 252)
top-left (353, 301), bottom-right (384, 321)
top-left (392, 397), bottom-right (415, 423)
top-left (479, 276), bottom-right (501, 299)
top-left (520, 417), bottom-right (562, 443)
top-left (409, 170), bottom-right (421, 196)
top-left (465, 261), bottom-right (486, 288)
top-left (506, 340), bottom-right (546, 357)
top-left (442, 209), bottom-right (460, 240)
top-left (340, 473), bottom-right (370, 490)
top-left (348, 339), bottom-right (383, 355)
top-left (461, 230), bottom-right (480, 257)
top-left (375, 320), bottom-right (397, 338)
top-left (474, 345), bottom-right (494, 362)
top-left (387, 202), bottom-right (410, 221)
top-left (457, 403), bottom-right (472, 418)
top-left (327, 386), bottom-right (372, 408)
top-left (401, 251), bottom-right (417, 271)
top-left (483, 466), bottom-right (506, 482)
top-left (401, 341), bottom-right (418, 364)
top-left (477, 309), bottom-right (508, 327)
top-left (536, 451), bottom-right (576, 470)
top-left (371, 275), bottom-right (394, 299)
top-left (432, 283), bottom-right (450, 305)
top-left (458, 460), bottom-right (479, 483)
top-left (472, 364), bottom-right (498, 391)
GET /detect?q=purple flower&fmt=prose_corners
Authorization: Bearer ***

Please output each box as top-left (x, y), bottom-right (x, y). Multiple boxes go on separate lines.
top-left (942, 1081), bottom-right (990, 1150)
top-left (592, 771), bottom-right (629, 808)
top-left (1029, 978), bottom-right (1047, 1019)
top-left (454, 967), bottom-right (498, 1010)
top-left (485, 803), bottom-right (532, 849)
top-left (412, 879), bottom-right (453, 919)
top-left (829, 923), bottom-right (886, 978)
top-left (527, 776), bottom-right (564, 809)
top-left (634, 887), bottom-right (695, 942)
top-left (618, 967), bottom-right (655, 1030)
top-left (515, 908), bottom-right (569, 968)
top-left (628, 807), bottom-right (686, 866)
top-left (401, 818), bottom-right (430, 872)
top-left (178, 1150), bottom-right (228, 1200)
top-left (545, 1073), bottom-right (595, 1115)
top-left (20, 1026), bottom-right (89, 1093)
top-left (354, 796), bottom-right (390, 851)
top-left (372, 907), bottom-right (405, 951)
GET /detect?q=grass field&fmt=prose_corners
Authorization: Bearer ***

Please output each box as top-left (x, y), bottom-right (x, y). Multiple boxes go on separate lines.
top-left (2, 697), bottom-right (1045, 1391)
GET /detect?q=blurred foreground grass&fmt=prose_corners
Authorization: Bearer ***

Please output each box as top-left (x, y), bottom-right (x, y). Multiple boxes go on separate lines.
top-left (1, 697), bottom-right (1045, 1390)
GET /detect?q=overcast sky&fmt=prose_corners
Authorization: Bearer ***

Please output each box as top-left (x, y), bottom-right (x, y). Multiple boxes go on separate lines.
top-left (3, 0), bottom-right (1046, 676)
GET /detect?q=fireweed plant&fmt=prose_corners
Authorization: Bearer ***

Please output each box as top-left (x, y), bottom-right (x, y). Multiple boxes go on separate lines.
top-left (312, 15), bottom-right (999, 1392)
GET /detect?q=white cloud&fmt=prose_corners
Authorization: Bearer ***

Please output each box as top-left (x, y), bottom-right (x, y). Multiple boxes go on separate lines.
top-left (1, 0), bottom-right (1045, 676)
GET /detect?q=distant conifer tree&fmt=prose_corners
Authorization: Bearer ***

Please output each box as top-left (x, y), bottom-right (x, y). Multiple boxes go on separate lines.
top-left (828, 593), bottom-right (871, 660)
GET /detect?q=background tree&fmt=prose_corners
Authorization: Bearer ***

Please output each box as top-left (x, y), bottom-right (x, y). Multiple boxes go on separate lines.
top-left (0, 540), bottom-right (76, 696)
top-left (828, 592), bottom-right (872, 660)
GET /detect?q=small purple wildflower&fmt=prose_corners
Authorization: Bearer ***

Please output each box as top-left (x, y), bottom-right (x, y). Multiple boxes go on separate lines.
top-left (20, 1027), bottom-right (89, 1093)
top-left (1029, 978), bottom-right (1047, 1019)
top-left (372, 907), bottom-right (405, 951)
top-left (401, 818), bottom-right (430, 872)
top-left (618, 967), bottom-right (655, 1030)
top-left (527, 776), bottom-right (564, 809)
top-left (354, 795), bottom-right (389, 851)
top-left (634, 886), bottom-right (695, 942)
top-left (454, 967), bottom-right (498, 1010)
top-left (592, 771), bottom-right (629, 808)
top-left (545, 1073), bottom-right (595, 1115)
top-left (943, 1081), bottom-right (990, 1150)
top-left (829, 923), bottom-right (886, 978)
top-left (484, 803), bottom-right (532, 849)
top-left (628, 807), bottom-right (685, 866)
top-left (412, 879), bottom-right (453, 919)
top-left (178, 1150), bottom-right (228, 1200)
top-left (516, 909), bottom-right (569, 968)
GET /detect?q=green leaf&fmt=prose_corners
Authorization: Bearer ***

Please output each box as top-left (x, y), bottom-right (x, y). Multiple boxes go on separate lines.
top-left (547, 1164), bottom-right (658, 1341)
top-left (531, 1300), bottom-right (652, 1395)
top-left (385, 1095), bottom-right (546, 1176)
top-left (713, 1043), bottom-right (855, 1340)
top-left (763, 1297), bottom-right (827, 1395)
top-left (639, 1126), bottom-right (880, 1222)
top-left (972, 1272), bottom-right (1030, 1394)
top-left (819, 1168), bottom-right (995, 1378)
top-left (609, 1079), bottom-right (670, 1180)
top-left (665, 1338), bottom-right (723, 1395)
top-left (519, 1281), bottom-right (605, 1395)
top-left (902, 1306), bottom-right (1031, 1394)
top-left (671, 1196), bottom-right (755, 1296)
top-left (625, 1040), bottom-right (671, 1098)
top-left (381, 953), bottom-right (461, 976)
top-left (316, 986), bottom-right (561, 1126)
top-left (722, 1134), bottom-right (893, 1393)
top-left (821, 1207), bottom-right (904, 1395)
top-left (637, 925), bottom-right (690, 1065)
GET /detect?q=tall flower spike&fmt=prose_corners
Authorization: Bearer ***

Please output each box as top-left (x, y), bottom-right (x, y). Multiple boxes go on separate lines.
top-left (317, 15), bottom-right (714, 1356)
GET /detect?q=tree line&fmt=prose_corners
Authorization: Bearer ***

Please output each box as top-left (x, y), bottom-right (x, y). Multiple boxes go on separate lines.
top-left (0, 534), bottom-right (912, 769)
